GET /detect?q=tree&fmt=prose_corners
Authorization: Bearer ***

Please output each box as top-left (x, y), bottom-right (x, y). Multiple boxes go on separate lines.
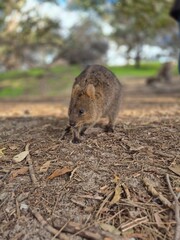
top-left (68, 0), bottom-right (177, 68)
top-left (59, 18), bottom-right (108, 66)
top-left (111, 0), bottom-right (175, 67)
top-left (0, 0), bottom-right (62, 69)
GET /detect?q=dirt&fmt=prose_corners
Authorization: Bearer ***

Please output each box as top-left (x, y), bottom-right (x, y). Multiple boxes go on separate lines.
top-left (0, 80), bottom-right (180, 240)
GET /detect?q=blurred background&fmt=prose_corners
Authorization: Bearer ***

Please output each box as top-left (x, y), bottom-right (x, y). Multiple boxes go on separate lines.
top-left (0, 0), bottom-right (179, 100)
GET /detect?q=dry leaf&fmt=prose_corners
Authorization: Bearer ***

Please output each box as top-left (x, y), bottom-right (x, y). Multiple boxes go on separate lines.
top-left (110, 184), bottom-right (121, 205)
top-left (9, 167), bottom-right (29, 180)
top-left (9, 145), bottom-right (18, 150)
top-left (110, 175), bottom-right (121, 205)
top-left (0, 148), bottom-right (6, 158)
top-left (154, 212), bottom-right (164, 228)
top-left (84, 206), bottom-right (94, 213)
top-left (13, 151), bottom-right (29, 163)
top-left (99, 223), bottom-right (121, 235)
top-left (112, 175), bottom-right (120, 183)
top-left (168, 165), bottom-right (180, 177)
top-left (47, 166), bottom-right (72, 180)
top-left (40, 161), bottom-right (51, 173)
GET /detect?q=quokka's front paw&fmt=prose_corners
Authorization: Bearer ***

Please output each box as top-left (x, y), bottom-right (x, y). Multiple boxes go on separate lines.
top-left (104, 125), bottom-right (114, 133)
top-left (72, 137), bottom-right (81, 144)
top-left (61, 126), bottom-right (71, 140)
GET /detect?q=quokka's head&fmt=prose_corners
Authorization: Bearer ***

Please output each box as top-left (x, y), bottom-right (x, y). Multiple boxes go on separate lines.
top-left (68, 84), bottom-right (97, 128)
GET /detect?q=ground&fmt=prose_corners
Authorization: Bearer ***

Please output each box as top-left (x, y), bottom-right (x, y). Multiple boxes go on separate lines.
top-left (0, 75), bottom-right (180, 240)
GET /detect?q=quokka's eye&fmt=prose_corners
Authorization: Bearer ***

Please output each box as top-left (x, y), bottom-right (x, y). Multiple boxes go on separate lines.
top-left (79, 109), bottom-right (84, 115)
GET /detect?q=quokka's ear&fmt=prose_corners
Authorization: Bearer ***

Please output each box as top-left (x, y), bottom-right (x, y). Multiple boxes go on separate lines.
top-left (86, 84), bottom-right (95, 99)
top-left (72, 84), bottom-right (81, 96)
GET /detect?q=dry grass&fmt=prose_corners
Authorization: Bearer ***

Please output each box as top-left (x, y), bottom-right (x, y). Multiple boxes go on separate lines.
top-left (0, 80), bottom-right (180, 240)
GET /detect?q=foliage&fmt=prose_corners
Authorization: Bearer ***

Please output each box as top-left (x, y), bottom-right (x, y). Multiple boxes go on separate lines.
top-left (68, 0), bottom-right (106, 13)
top-left (59, 18), bottom-right (108, 65)
top-left (68, 0), bottom-right (177, 68)
top-left (0, 0), bottom-right (62, 69)
top-left (0, 0), bottom-right (178, 69)
top-left (111, 0), bottom-right (175, 64)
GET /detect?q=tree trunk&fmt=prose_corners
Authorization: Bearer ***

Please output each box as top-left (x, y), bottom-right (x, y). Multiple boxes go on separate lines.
top-left (135, 51), bottom-right (141, 68)
top-left (126, 46), bottom-right (132, 65)
top-left (134, 45), bottom-right (142, 68)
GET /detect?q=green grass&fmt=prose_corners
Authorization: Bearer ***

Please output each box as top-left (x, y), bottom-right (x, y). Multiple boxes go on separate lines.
top-left (0, 85), bottom-right (24, 97)
top-left (109, 62), bottom-right (161, 78)
top-left (0, 67), bottom-right (46, 81)
top-left (50, 65), bottom-right (81, 75)
top-left (0, 62), bottom-right (177, 98)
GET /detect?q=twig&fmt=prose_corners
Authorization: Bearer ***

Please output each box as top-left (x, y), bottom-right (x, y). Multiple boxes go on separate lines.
top-left (155, 151), bottom-right (174, 158)
top-left (30, 208), bottom-right (69, 240)
top-left (121, 216), bottom-right (148, 233)
top-left (25, 143), bottom-right (39, 187)
top-left (53, 218), bottom-right (125, 240)
top-left (98, 209), bottom-right (124, 224)
top-left (166, 174), bottom-right (180, 240)
top-left (79, 194), bottom-right (103, 200)
top-left (16, 199), bottom-right (20, 219)
top-left (143, 177), bottom-right (172, 209)
top-left (122, 183), bottom-right (131, 200)
top-left (71, 198), bottom-right (86, 207)
top-left (95, 191), bottom-right (114, 218)
top-left (70, 166), bottom-right (79, 180)
top-left (51, 221), bottom-right (70, 240)
top-left (31, 207), bottom-right (125, 240)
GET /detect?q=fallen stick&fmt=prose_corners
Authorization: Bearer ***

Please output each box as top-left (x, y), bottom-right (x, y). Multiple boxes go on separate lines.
top-left (31, 207), bottom-right (125, 240)
top-left (70, 166), bottom-right (79, 180)
top-left (53, 218), bottom-right (125, 240)
top-left (95, 190), bottom-right (114, 218)
top-left (155, 151), bottom-right (174, 158)
top-left (51, 221), bottom-right (70, 240)
top-left (16, 199), bottom-right (20, 219)
top-left (143, 177), bottom-right (172, 209)
top-left (122, 183), bottom-right (131, 200)
top-left (30, 208), bottom-right (69, 240)
top-left (25, 143), bottom-right (39, 187)
top-left (166, 174), bottom-right (180, 240)
top-left (121, 216), bottom-right (148, 233)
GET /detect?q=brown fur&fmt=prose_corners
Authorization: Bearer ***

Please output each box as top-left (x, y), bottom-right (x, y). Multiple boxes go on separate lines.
top-left (146, 76), bottom-right (161, 85)
top-left (62, 64), bottom-right (122, 143)
top-left (146, 62), bottom-right (172, 86)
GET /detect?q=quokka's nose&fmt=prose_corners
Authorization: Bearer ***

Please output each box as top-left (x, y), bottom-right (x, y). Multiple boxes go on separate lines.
top-left (69, 121), bottom-right (76, 127)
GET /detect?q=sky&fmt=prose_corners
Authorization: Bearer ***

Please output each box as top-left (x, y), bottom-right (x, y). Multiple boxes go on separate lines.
top-left (58, 0), bottom-right (67, 6)
top-left (57, 0), bottom-right (117, 5)
top-left (23, 0), bottom-right (113, 36)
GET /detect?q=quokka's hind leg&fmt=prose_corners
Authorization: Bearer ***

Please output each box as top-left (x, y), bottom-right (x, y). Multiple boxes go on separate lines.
top-left (104, 116), bottom-right (116, 132)
top-left (105, 98), bottom-right (121, 133)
